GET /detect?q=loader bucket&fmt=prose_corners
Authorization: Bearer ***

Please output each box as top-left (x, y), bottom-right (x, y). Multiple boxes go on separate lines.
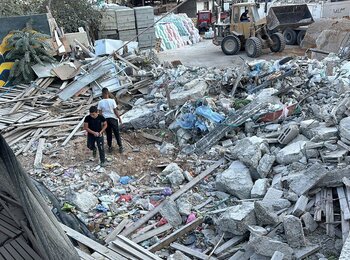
top-left (267, 4), bottom-right (314, 31)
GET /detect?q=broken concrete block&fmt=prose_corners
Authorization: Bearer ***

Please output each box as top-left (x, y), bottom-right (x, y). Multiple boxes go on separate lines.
top-left (271, 251), bottom-right (285, 260)
top-left (167, 251), bottom-right (191, 260)
top-left (283, 215), bottom-right (306, 248)
top-left (278, 125), bottom-right (299, 145)
top-left (167, 171), bottom-right (185, 187)
top-left (169, 79), bottom-right (208, 106)
top-left (289, 163), bottom-right (328, 196)
top-left (161, 163), bottom-right (185, 187)
top-left (122, 106), bottom-right (164, 129)
top-left (263, 188), bottom-right (283, 201)
top-left (340, 117), bottom-right (350, 140)
top-left (159, 198), bottom-right (182, 227)
top-left (221, 139), bottom-right (233, 148)
top-left (182, 171), bottom-right (193, 182)
top-left (301, 212), bottom-right (318, 233)
top-left (177, 128), bottom-right (192, 147)
top-left (217, 202), bottom-right (256, 235)
top-left (284, 191), bottom-right (298, 202)
top-left (302, 122), bottom-right (338, 141)
top-left (257, 154), bottom-right (275, 178)
top-left (276, 140), bottom-right (307, 164)
top-left (215, 160), bottom-right (253, 199)
top-left (232, 138), bottom-right (262, 168)
top-left (176, 197), bottom-right (192, 216)
top-left (251, 179), bottom-right (269, 198)
top-left (69, 191), bottom-right (99, 213)
top-left (249, 234), bottom-right (293, 259)
top-left (270, 199), bottom-right (292, 211)
top-left (254, 201), bottom-right (279, 225)
top-left (247, 225), bottom-right (268, 236)
top-left (292, 195), bottom-right (308, 217)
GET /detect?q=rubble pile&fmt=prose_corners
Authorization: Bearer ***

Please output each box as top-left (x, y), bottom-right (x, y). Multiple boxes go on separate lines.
top-left (3, 36), bottom-right (350, 259)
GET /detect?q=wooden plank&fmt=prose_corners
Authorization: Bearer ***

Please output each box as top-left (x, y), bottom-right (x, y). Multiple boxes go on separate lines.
top-left (75, 248), bottom-right (95, 260)
top-left (0, 247), bottom-right (15, 260)
top-left (114, 53), bottom-right (140, 71)
top-left (3, 244), bottom-right (24, 260)
top-left (337, 187), bottom-right (350, 220)
top-left (121, 159), bottom-right (224, 237)
top-left (116, 235), bottom-right (162, 260)
top-left (149, 218), bottom-right (203, 253)
top-left (58, 66), bottom-right (109, 101)
top-left (16, 237), bottom-right (42, 260)
top-left (0, 219), bottom-right (21, 237)
top-left (214, 235), bottom-right (248, 255)
top-left (170, 242), bottom-right (217, 260)
top-left (0, 252), bottom-right (5, 260)
top-left (61, 116), bottom-right (85, 146)
top-left (294, 245), bottom-right (320, 259)
top-left (107, 243), bottom-right (136, 259)
top-left (326, 188), bottom-right (335, 237)
top-left (10, 240), bottom-right (34, 260)
top-left (13, 117), bottom-right (81, 127)
top-left (228, 244), bottom-right (254, 260)
top-left (60, 223), bottom-right (127, 260)
top-left (141, 132), bottom-right (163, 143)
top-left (104, 219), bottom-right (129, 244)
top-left (8, 130), bottom-right (33, 147)
top-left (34, 138), bottom-right (45, 169)
top-left (132, 223), bottom-right (172, 244)
top-left (21, 128), bottom-right (43, 154)
top-left (111, 239), bottom-right (154, 260)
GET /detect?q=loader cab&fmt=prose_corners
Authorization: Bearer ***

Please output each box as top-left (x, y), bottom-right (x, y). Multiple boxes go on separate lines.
top-left (230, 3), bottom-right (261, 38)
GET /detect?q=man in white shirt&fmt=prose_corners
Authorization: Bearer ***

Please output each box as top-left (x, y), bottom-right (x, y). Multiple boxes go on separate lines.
top-left (98, 88), bottom-right (124, 153)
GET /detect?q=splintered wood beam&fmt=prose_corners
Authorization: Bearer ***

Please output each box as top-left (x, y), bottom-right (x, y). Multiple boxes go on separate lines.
top-left (120, 159), bottom-right (224, 237)
top-left (148, 218), bottom-right (203, 253)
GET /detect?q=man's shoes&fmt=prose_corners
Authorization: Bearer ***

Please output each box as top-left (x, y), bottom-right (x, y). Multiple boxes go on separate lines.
top-left (119, 146), bottom-right (124, 153)
top-left (100, 162), bottom-right (105, 167)
top-left (108, 146), bottom-right (113, 153)
top-left (92, 149), bottom-right (97, 158)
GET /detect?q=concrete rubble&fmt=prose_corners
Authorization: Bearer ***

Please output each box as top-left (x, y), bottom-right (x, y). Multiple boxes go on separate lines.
top-left (3, 20), bottom-right (350, 260)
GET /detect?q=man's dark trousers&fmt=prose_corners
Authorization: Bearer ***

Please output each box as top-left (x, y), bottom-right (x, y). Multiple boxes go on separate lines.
top-left (106, 118), bottom-right (122, 148)
top-left (87, 135), bottom-right (105, 163)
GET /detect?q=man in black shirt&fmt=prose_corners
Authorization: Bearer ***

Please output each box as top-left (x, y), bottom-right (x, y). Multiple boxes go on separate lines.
top-left (84, 106), bottom-right (107, 166)
top-left (240, 9), bottom-right (250, 22)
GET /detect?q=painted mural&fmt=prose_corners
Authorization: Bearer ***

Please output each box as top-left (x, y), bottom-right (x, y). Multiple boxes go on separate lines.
top-left (0, 34), bottom-right (14, 87)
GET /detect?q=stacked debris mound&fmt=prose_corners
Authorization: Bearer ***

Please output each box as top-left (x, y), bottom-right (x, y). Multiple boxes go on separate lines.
top-left (155, 13), bottom-right (201, 50)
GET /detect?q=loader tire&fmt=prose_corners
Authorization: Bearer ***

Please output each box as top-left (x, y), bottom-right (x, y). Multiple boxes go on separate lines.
top-left (283, 28), bottom-right (297, 45)
top-left (245, 37), bottom-right (262, 58)
top-left (297, 30), bottom-right (306, 46)
top-left (270, 32), bottom-right (286, 53)
top-left (221, 35), bottom-right (241, 55)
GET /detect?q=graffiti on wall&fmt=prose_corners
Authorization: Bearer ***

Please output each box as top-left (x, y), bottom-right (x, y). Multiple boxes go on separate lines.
top-left (0, 34), bottom-right (14, 87)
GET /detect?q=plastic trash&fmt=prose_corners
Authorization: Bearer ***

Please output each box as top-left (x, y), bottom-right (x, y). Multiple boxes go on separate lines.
top-left (162, 187), bottom-right (172, 196)
top-left (195, 105), bottom-right (225, 123)
top-left (186, 213), bottom-right (196, 224)
top-left (117, 194), bottom-right (133, 202)
top-left (119, 176), bottom-right (132, 185)
top-left (96, 204), bottom-right (109, 212)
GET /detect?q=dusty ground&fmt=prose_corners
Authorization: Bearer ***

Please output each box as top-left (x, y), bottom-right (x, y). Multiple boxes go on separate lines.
top-left (157, 39), bottom-right (306, 68)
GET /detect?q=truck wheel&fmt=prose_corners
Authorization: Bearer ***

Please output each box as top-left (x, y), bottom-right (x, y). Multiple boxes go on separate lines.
top-left (270, 33), bottom-right (286, 53)
top-left (221, 35), bottom-right (241, 55)
top-left (283, 28), bottom-right (297, 45)
top-left (297, 30), bottom-right (306, 46)
top-left (245, 37), bottom-right (262, 58)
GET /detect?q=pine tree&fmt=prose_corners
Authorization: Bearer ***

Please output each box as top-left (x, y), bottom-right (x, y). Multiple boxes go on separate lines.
top-left (6, 29), bottom-right (56, 84)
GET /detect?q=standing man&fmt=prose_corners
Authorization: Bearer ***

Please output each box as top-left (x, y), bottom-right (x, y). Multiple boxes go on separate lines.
top-left (84, 106), bottom-right (107, 166)
top-left (98, 87), bottom-right (124, 153)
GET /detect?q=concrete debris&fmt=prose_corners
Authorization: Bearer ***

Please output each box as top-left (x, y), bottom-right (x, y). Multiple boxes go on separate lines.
top-left (159, 198), bottom-right (182, 227)
top-left (6, 25), bottom-right (350, 259)
top-left (254, 201), bottom-right (279, 225)
top-left (251, 179), bottom-right (269, 198)
top-left (249, 234), bottom-right (293, 259)
top-left (217, 202), bottom-right (256, 235)
top-left (68, 191), bottom-right (99, 213)
top-left (283, 215), bottom-right (306, 248)
top-left (215, 160), bottom-right (253, 199)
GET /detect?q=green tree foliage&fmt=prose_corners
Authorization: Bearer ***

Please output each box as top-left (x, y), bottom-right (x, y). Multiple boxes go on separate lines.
top-left (6, 29), bottom-right (56, 84)
top-left (0, 0), bottom-right (101, 34)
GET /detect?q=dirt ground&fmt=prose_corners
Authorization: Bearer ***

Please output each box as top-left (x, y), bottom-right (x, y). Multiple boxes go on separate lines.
top-left (157, 39), bottom-right (306, 68)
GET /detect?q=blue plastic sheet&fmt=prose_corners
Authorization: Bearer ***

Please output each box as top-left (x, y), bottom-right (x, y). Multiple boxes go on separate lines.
top-left (195, 105), bottom-right (225, 123)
